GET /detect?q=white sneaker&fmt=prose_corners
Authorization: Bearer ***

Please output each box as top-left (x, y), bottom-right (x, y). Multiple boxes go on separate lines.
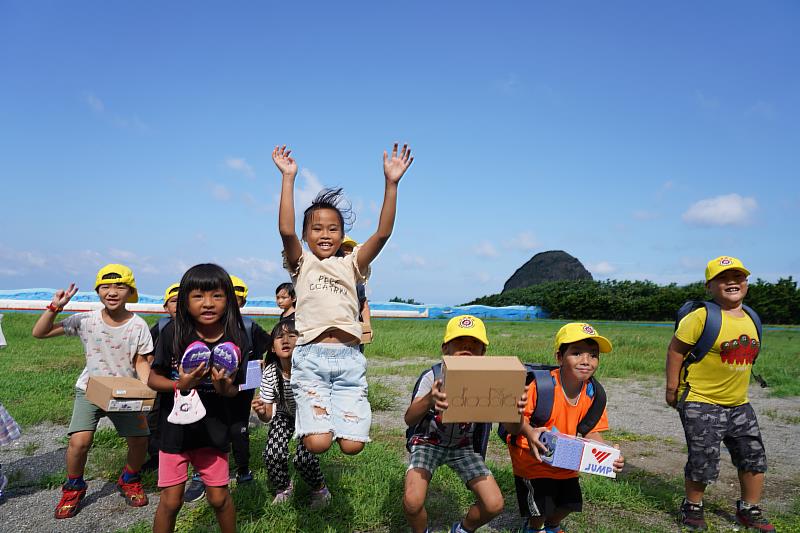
top-left (271, 482), bottom-right (293, 504)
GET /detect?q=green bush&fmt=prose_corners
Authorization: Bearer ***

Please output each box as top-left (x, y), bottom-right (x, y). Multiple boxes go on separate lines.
top-left (468, 277), bottom-right (800, 324)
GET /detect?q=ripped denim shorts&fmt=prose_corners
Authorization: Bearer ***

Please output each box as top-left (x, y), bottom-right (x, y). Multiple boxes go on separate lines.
top-left (290, 342), bottom-right (371, 443)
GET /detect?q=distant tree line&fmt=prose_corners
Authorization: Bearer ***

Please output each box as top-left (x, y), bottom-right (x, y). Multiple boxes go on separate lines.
top-left (467, 277), bottom-right (800, 325)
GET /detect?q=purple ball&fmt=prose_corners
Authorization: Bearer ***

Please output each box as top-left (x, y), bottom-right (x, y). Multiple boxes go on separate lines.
top-left (212, 342), bottom-right (241, 375)
top-left (181, 341), bottom-right (211, 373)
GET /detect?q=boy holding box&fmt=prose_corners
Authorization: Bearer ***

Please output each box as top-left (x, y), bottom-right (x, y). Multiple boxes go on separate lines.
top-left (32, 264), bottom-right (153, 518)
top-left (504, 323), bottom-right (624, 533)
top-left (403, 315), bottom-right (505, 533)
top-left (666, 256), bottom-right (774, 532)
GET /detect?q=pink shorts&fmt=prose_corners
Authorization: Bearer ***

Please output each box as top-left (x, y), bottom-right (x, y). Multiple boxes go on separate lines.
top-left (158, 448), bottom-right (229, 488)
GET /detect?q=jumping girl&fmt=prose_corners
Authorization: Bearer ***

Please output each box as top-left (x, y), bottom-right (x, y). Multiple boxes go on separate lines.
top-left (273, 142), bottom-right (413, 456)
top-left (148, 263), bottom-right (247, 533)
top-left (252, 319), bottom-right (329, 507)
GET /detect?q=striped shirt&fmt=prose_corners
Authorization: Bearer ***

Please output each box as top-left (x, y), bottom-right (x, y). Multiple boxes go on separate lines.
top-left (259, 362), bottom-right (296, 416)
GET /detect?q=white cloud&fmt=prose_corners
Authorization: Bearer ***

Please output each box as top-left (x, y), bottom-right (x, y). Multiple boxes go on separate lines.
top-left (241, 192), bottom-right (272, 214)
top-left (746, 100), bottom-right (776, 120)
top-left (474, 241), bottom-right (498, 258)
top-left (107, 248), bottom-right (159, 274)
top-left (0, 245), bottom-right (47, 270)
top-left (589, 261), bottom-right (617, 276)
top-left (226, 158), bottom-right (255, 178)
top-left (682, 193), bottom-right (757, 226)
top-left (211, 184), bottom-right (232, 201)
top-left (83, 91), bottom-right (149, 132)
top-left (296, 168), bottom-right (324, 207)
top-left (227, 257), bottom-right (279, 282)
top-left (504, 232), bottom-right (539, 252)
top-left (400, 254), bottom-right (427, 269)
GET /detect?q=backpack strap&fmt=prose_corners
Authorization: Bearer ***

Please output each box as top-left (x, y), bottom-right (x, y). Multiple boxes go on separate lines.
top-left (530, 369), bottom-right (555, 427)
top-left (157, 316), bottom-right (171, 333)
top-left (405, 363), bottom-right (443, 451)
top-left (242, 317), bottom-right (254, 345)
top-left (742, 304), bottom-right (767, 387)
top-left (686, 301), bottom-right (721, 365)
top-left (576, 379), bottom-right (607, 436)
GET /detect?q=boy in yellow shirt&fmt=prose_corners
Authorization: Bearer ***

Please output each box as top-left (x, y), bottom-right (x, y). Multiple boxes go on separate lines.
top-left (666, 256), bottom-right (774, 532)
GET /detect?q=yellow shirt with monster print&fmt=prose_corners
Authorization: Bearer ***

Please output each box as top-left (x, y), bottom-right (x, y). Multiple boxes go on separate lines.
top-left (675, 307), bottom-right (760, 406)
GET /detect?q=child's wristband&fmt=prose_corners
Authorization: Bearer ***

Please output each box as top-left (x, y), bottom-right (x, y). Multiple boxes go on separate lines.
top-left (46, 303), bottom-right (62, 313)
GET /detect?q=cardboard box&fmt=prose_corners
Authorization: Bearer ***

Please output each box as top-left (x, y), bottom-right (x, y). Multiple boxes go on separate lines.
top-left (539, 431), bottom-right (620, 478)
top-left (440, 355), bottom-right (526, 423)
top-left (86, 376), bottom-right (157, 412)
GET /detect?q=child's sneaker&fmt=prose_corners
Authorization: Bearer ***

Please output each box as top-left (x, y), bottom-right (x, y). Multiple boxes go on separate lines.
top-left (735, 500), bottom-right (775, 532)
top-left (116, 475), bottom-right (148, 507)
top-left (184, 473), bottom-right (206, 503)
top-left (450, 522), bottom-right (471, 533)
top-left (235, 470), bottom-right (254, 484)
top-left (310, 485), bottom-right (331, 509)
top-left (271, 481), bottom-right (293, 504)
top-left (54, 482), bottom-right (87, 519)
top-left (545, 524), bottom-right (564, 533)
top-left (679, 499), bottom-right (707, 531)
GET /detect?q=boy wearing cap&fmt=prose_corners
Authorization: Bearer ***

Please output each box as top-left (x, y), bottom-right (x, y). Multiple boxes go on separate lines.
top-left (32, 264), bottom-right (154, 518)
top-left (667, 256), bottom-right (774, 532)
top-left (142, 282), bottom-right (180, 472)
top-left (504, 323), bottom-right (624, 533)
top-left (403, 315), bottom-right (505, 533)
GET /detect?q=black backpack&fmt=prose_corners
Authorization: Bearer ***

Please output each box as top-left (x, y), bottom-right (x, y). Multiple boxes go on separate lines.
top-left (405, 363), bottom-right (491, 458)
top-left (497, 363), bottom-right (606, 446)
top-left (674, 300), bottom-right (766, 406)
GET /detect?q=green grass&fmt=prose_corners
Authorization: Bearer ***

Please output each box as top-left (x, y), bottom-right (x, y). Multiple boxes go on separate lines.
top-left (1, 313), bottom-right (798, 531)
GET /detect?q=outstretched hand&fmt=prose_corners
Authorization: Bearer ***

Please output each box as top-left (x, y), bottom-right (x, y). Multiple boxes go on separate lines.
top-left (272, 145), bottom-right (298, 178)
top-left (52, 283), bottom-right (78, 309)
top-left (383, 143), bottom-right (413, 184)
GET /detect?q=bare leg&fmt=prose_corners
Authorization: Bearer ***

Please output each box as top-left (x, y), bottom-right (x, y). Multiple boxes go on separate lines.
top-left (124, 436), bottom-right (148, 472)
top-left (65, 431), bottom-right (94, 477)
top-left (462, 475), bottom-right (503, 531)
top-left (206, 486), bottom-right (236, 533)
top-left (685, 478), bottom-right (707, 503)
top-left (404, 468), bottom-right (432, 533)
top-left (739, 470), bottom-right (765, 504)
top-left (153, 484), bottom-right (184, 533)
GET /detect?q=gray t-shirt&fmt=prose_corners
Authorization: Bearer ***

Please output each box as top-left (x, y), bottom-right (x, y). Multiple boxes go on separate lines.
top-left (410, 369), bottom-right (475, 448)
top-left (62, 310), bottom-right (153, 391)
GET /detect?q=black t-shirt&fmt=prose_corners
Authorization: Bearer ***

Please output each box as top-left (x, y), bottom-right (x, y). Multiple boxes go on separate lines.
top-left (152, 322), bottom-right (249, 453)
top-left (279, 311), bottom-right (295, 323)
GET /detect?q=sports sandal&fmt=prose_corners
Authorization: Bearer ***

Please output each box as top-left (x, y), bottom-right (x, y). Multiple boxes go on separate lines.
top-left (54, 483), bottom-right (87, 519)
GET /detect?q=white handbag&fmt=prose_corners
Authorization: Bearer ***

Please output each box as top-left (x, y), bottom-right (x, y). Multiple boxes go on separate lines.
top-left (167, 384), bottom-right (206, 425)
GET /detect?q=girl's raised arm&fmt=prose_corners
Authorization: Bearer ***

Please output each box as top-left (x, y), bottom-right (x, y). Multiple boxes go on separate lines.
top-left (357, 143), bottom-right (414, 274)
top-left (274, 145), bottom-right (303, 269)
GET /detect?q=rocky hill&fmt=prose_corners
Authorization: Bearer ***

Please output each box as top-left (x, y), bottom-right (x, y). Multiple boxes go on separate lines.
top-left (502, 250), bottom-right (593, 292)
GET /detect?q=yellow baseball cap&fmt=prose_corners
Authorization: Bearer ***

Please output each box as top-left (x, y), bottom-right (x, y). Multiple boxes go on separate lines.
top-left (230, 275), bottom-right (248, 299)
top-left (443, 315), bottom-right (489, 346)
top-left (705, 256), bottom-right (750, 282)
top-left (163, 283), bottom-right (180, 305)
top-left (554, 323), bottom-right (612, 353)
top-left (342, 235), bottom-right (358, 248)
top-left (94, 264), bottom-right (138, 303)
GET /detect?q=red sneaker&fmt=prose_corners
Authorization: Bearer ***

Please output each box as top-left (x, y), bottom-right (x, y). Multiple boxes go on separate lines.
top-left (54, 484), bottom-right (87, 519)
top-left (116, 476), bottom-right (148, 507)
top-left (735, 501), bottom-right (775, 532)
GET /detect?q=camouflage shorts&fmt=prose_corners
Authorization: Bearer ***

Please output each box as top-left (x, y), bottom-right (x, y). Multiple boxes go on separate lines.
top-left (679, 401), bottom-right (767, 484)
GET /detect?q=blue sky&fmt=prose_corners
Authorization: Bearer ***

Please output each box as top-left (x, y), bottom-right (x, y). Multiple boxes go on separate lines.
top-left (1, 1), bottom-right (798, 305)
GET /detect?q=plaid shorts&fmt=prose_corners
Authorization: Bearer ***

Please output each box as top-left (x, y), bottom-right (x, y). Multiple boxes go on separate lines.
top-left (407, 443), bottom-right (492, 485)
top-left (679, 401), bottom-right (767, 484)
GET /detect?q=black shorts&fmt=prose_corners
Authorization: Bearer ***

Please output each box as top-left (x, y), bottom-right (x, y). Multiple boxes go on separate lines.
top-left (514, 476), bottom-right (582, 518)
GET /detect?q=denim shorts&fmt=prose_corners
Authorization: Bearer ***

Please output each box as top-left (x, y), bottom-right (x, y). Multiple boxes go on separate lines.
top-left (291, 342), bottom-right (371, 442)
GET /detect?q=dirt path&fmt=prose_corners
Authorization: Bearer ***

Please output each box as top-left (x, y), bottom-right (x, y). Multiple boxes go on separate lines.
top-left (1, 356), bottom-right (797, 532)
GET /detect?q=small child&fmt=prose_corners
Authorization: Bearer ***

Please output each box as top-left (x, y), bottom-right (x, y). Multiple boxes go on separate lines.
top-left (666, 256), bottom-right (774, 532)
top-left (403, 315), bottom-right (505, 533)
top-left (504, 323), bottom-right (624, 533)
top-left (275, 282), bottom-right (296, 322)
top-left (143, 282), bottom-right (181, 473)
top-left (251, 319), bottom-right (330, 508)
top-left (273, 142), bottom-right (413, 455)
top-left (148, 263), bottom-right (246, 533)
top-left (32, 264), bottom-right (153, 519)
top-left (0, 401), bottom-right (22, 502)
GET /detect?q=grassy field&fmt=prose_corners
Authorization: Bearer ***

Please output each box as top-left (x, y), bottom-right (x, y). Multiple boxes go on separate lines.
top-left (1, 312), bottom-right (799, 532)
